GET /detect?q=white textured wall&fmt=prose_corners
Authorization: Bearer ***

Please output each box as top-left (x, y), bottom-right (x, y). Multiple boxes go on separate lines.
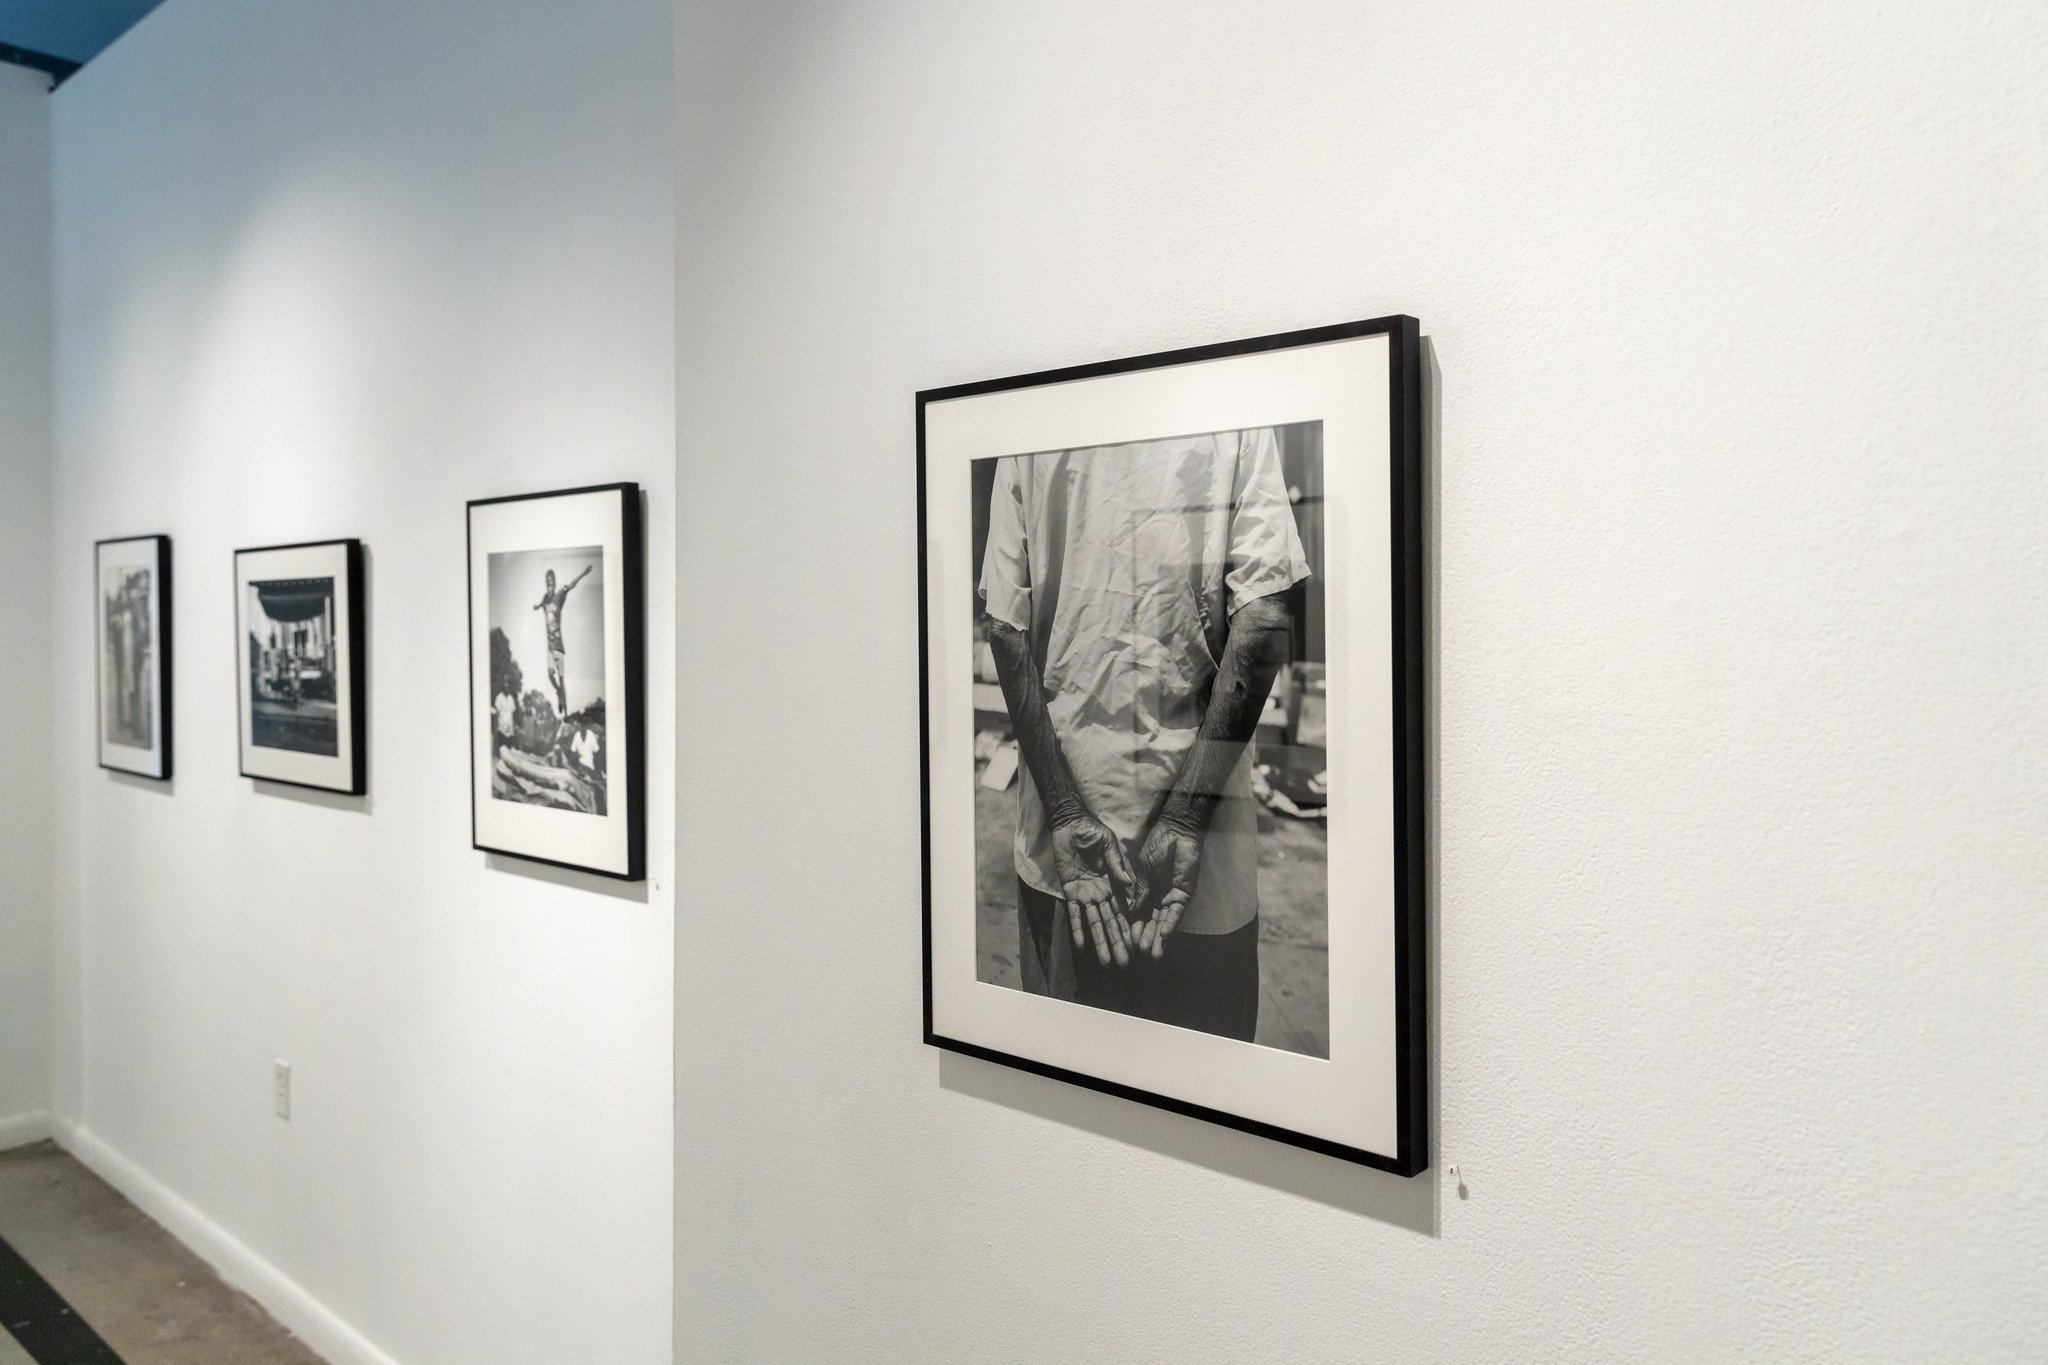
top-left (676, 2), bottom-right (2048, 1358)
top-left (50, 2), bottom-right (674, 1362)
top-left (0, 62), bottom-right (55, 1139)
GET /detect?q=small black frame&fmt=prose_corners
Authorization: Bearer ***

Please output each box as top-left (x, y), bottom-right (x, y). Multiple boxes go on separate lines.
top-left (233, 538), bottom-right (368, 796)
top-left (916, 315), bottom-right (1428, 1175)
top-left (465, 482), bottom-right (646, 882)
top-left (94, 533), bottom-right (173, 781)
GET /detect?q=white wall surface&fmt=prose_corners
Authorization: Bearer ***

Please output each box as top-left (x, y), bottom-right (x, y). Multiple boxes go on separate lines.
top-left (0, 62), bottom-right (55, 1139)
top-left (676, 2), bottom-right (2047, 1358)
top-left (49, 2), bottom-right (674, 1362)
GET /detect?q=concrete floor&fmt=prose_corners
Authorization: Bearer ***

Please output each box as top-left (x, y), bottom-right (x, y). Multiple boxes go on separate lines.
top-left (0, 1143), bottom-right (321, 1365)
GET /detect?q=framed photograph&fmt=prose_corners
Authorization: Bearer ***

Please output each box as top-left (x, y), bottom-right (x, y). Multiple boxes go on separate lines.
top-left (234, 539), bottom-right (367, 794)
top-left (96, 534), bottom-right (172, 779)
top-left (918, 316), bottom-right (1426, 1173)
top-left (467, 483), bottom-right (645, 880)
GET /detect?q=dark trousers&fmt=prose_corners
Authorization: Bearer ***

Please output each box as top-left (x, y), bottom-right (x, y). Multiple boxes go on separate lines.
top-left (1016, 878), bottom-right (1259, 1043)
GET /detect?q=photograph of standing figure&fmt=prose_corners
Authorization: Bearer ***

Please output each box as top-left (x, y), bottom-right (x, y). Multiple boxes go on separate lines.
top-left (102, 565), bottom-right (156, 750)
top-left (487, 547), bottom-right (607, 815)
top-left (971, 423), bottom-right (1329, 1057)
top-left (95, 534), bottom-right (171, 779)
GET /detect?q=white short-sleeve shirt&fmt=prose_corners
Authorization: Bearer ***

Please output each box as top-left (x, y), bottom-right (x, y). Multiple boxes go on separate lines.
top-left (980, 426), bottom-right (1309, 935)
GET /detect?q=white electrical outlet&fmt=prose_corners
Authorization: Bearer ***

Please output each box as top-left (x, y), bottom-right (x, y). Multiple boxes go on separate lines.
top-left (273, 1059), bottom-right (292, 1121)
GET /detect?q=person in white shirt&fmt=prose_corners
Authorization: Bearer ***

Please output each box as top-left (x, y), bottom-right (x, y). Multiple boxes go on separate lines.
top-left (980, 426), bottom-right (1308, 1041)
top-left (570, 726), bottom-right (601, 777)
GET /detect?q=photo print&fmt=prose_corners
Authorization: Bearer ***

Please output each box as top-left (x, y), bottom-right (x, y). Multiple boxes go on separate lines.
top-left (920, 318), bottom-right (1427, 1172)
top-left (246, 577), bottom-right (340, 756)
top-left (970, 422), bottom-right (1330, 1059)
top-left (234, 539), bottom-right (366, 794)
top-left (468, 484), bottom-right (644, 880)
top-left (102, 564), bottom-right (156, 750)
top-left (487, 546), bottom-right (608, 816)
top-left (95, 535), bottom-right (172, 779)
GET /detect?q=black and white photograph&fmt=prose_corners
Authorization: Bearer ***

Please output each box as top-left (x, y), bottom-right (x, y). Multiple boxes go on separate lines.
top-left (247, 576), bottom-right (340, 756)
top-left (95, 534), bottom-right (172, 779)
top-left (468, 484), bottom-right (644, 880)
top-left (105, 571), bottom-right (156, 749)
top-left (920, 318), bottom-right (1427, 1173)
top-left (487, 546), bottom-right (608, 816)
top-left (234, 539), bottom-right (366, 793)
top-left (970, 423), bottom-right (1330, 1059)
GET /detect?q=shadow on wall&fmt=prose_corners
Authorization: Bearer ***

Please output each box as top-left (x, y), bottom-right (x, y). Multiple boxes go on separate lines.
top-left (250, 779), bottom-right (368, 815)
top-left (483, 853), bottom-right (650, 905)
top-left (938, 1049), bottom-right (1437, 1233)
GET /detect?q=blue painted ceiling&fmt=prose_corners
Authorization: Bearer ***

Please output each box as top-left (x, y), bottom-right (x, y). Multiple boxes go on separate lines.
top-left (0, 0), bottom-right (168, 68)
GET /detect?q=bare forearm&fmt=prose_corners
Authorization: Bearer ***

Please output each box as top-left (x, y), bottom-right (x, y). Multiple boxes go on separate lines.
top-left (1157, 595), bottom-right (1291, 835)
top-left (986, 618), bottom-right (1089, 826)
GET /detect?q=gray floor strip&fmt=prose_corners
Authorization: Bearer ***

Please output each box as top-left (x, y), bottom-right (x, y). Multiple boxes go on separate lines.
top-left (0, 1234), bottom-right (122, 1365)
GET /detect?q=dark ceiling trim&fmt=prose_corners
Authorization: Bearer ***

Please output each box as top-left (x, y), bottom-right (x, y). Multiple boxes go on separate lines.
top-left (0, 41), bottom-right (82, 87)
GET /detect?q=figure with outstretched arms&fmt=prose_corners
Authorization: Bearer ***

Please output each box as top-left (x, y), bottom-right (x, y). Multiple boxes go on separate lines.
top-left (533, 564), bottom-right (593, 718)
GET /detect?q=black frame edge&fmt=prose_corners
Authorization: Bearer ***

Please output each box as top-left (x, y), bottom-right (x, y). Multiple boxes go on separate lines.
top-left (917, 399), bottom-right (936, 1043)
top-left (930, 1032), bottom-right (1415, 1174)
top-left (346, 540), bottom-right (368, 795)
top-left (621, 484), bottom-right (648, 881)
top-left (916, 315), bottom-right (1418, 408)
top-left (1387, 315), bottom-right (1429, 1178)
top-left (162, 535), bottom-right (175, 781)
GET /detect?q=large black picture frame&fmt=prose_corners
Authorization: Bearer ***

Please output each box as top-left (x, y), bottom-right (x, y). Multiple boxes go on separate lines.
top-left (916, 316), bottom-right (1427, 1174)
top-left (233, 538), bottom-right (368, 796)
top-left (466, 482), bottom-right (646, 882)
top-left (95, 533), bottom-right (173, 781)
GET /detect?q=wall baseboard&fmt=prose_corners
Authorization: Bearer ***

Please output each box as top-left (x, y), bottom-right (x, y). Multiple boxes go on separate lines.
top-left (0, 1110), bottom-right (53, 1151)
top-left (54, 1123), bottom-right (403, 1365)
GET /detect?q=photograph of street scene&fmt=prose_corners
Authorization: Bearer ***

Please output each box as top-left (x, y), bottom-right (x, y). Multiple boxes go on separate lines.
top-left (970, 420), bottom-right (1330, 1058)
top-left (246, 576), bottom-right (339, 755)
top-left (487, 546), bottom-right (607, 816)
top-left (101, 564), bottom-right (154, 750)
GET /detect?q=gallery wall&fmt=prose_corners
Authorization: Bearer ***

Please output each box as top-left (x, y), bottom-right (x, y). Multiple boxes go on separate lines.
top-left (675, 1), bottom-right (2047, 1358)
top-left (0, 62), bottom-right (56, 1144)
top-left (47, 2), bottom-right (674, 1363)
